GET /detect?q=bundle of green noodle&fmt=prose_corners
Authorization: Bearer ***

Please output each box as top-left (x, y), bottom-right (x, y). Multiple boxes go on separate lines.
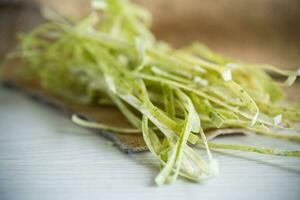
top-left (3, 0), bottom-right (300, 185)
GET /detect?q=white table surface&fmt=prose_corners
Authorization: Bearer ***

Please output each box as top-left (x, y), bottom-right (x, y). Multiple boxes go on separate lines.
top-left (0, 87), bottom-right (300, 200)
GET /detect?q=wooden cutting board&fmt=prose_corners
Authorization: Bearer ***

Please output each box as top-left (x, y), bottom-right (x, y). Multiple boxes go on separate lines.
top-left (2, 65), bottom-right (148, 153)
top-left (2, 64), bottom-right (300, 154)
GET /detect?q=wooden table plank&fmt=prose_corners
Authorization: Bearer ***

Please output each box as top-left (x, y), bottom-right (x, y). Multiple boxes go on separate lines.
top-left (0, 87), bottom-right (300, 200)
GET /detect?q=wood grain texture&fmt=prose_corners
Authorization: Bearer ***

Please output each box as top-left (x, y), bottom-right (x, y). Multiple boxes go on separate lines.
top-left (0, 87), bottom-right (300, 200)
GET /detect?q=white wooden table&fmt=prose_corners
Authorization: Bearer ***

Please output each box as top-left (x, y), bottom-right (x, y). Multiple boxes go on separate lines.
top-left (1, 87), bottom-right (300, 200)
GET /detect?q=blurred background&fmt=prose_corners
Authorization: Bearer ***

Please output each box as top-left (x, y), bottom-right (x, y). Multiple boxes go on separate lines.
top-left (1, 0), bottom-right (300, 70)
